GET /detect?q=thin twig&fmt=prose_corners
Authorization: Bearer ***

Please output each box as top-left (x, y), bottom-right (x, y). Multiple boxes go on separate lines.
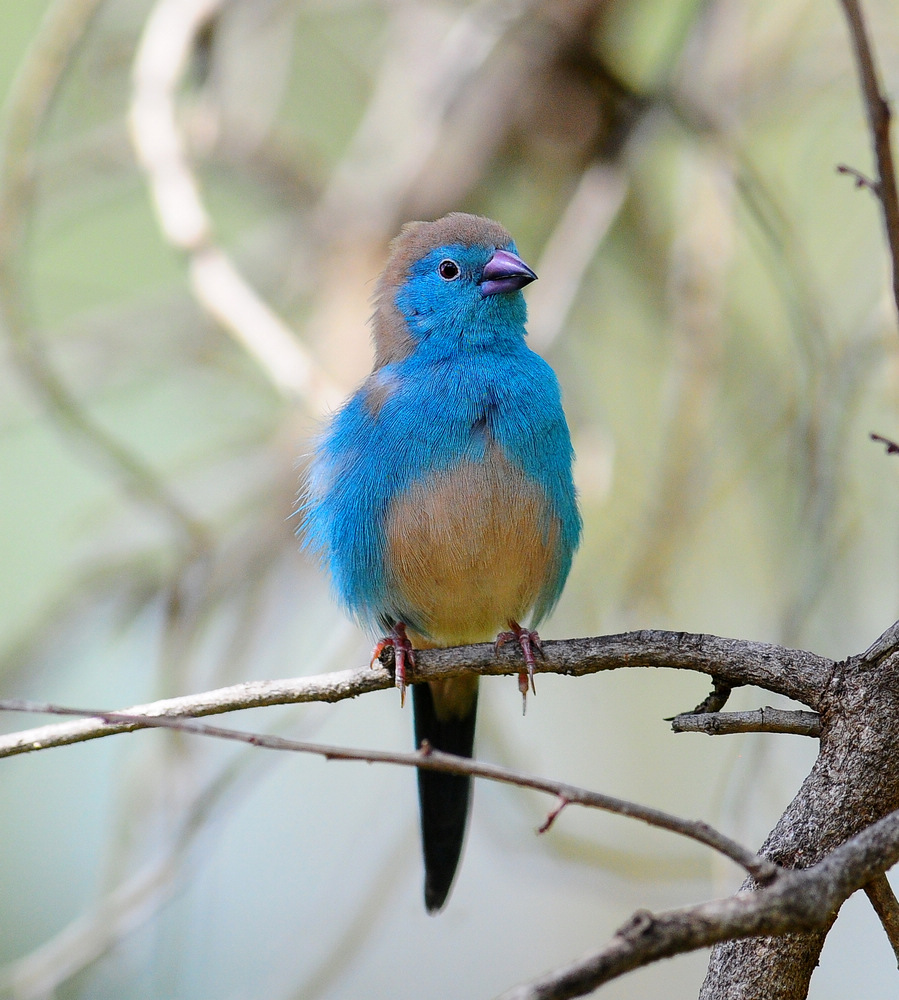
top-left (670, 707), bottom-right (822, 738)
top-left (0, 699), bottom-right (780, 882)
top-left (871, 431), bottom-right (899, 454)
top-left (864, 873), bottom-right (899, 967)
top-left (838, 0), bottom-right (899, 322)
top-left (0, 666), bottom-right (392, 758)
top-left (836, 162), bottom-right (879, 193)
top-left (538, 797), bottom-right (570, 834)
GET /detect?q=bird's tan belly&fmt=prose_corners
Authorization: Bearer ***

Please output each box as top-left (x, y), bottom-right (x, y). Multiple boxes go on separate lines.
top-left (384, 453), bottom-right (558, 645)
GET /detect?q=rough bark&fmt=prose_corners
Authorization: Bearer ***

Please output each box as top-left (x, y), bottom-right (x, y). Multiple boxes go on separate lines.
top-left (701, 626), bottom-right (899, 997)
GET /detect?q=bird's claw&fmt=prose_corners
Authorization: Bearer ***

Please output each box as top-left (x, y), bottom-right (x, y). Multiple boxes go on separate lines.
top-left (371, 622), bottom-right (415, 707)
top-left (495, 621), bottom-right (543, 714)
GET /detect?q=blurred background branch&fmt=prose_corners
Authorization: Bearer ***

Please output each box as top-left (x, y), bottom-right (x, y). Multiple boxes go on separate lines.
top-left (838, 0), bottom-right (899, 322)
top-left (129, 0), bottom-right (340, 406)
top-left (0, 0), bottom-right (210, 556)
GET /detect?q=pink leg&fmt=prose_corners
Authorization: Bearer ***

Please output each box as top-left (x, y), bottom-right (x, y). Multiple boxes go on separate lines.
top-left (495, 620), bottom-right (543, 714)
top-left (371, 622), bottom-right (415, 707)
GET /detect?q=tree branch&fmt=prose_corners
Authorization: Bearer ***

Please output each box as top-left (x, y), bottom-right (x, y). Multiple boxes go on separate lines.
top-left (700, 619), bottom-right (899, 995)
top-left (0, 666), bottom-right (392, 758)
top-left (0, 699), bottom-right (778, 883)
top-left (838, 0), bottom-right (899, 322)
top-left (0, 627), bottom-right (836, 758)
top-left (670, 707), bottom-right (822, 738)
top-left (864, 873), bottom-right (899, 967)
top-left (498, 810), bottom-right (899, 1000)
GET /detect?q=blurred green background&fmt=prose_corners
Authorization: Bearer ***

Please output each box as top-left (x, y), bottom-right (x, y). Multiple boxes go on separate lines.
top-left (1, 0), bottom-right (898, 997)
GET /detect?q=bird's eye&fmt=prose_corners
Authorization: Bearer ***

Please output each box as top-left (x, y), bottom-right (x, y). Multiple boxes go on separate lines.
top-left (438, 259), bottom-right (460, 280)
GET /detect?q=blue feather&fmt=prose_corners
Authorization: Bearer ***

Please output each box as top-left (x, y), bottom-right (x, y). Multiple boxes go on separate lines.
top-left (302, 235), bottom-right (580, 637)
top-left (300, 213), bottom-right (581, 912)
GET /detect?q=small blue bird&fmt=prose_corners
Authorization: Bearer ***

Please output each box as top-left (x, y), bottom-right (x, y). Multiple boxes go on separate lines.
top-left (302, 213), bottom-right (580, 912)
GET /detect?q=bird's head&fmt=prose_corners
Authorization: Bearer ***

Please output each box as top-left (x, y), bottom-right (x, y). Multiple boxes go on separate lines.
top-left (372, 213), bottom-right (537, 367)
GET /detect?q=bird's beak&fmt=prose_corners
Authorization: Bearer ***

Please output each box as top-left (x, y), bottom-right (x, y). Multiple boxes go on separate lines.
top-left (479, 248), bottom-right (537, 297)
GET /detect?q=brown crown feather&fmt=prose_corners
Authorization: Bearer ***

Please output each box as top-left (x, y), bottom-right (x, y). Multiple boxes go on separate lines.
top-left (370, 213), bottom-right (514, 369)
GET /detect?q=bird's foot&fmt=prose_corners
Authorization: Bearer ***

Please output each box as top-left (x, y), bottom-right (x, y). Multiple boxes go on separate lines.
top-left (371, 622), bottom-right (415, 707)
top-left (495, 621), bottom-right (543, 714)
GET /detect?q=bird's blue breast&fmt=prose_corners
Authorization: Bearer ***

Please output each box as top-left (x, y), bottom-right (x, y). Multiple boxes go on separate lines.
top-left (303, 342), bottom-right (580, 639)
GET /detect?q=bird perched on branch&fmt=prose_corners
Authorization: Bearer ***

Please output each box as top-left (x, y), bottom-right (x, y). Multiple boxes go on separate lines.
top-left (302, 213), bottom-right (580, 912)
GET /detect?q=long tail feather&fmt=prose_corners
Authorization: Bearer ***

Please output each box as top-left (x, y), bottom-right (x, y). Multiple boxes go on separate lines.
top-left (412, 678), bottom-right (479, 912)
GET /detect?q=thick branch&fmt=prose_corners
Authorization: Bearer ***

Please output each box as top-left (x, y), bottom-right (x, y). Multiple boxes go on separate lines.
top-left (0, 628), bottom-right (835, 758)
top-left (498, 810), bottom-right (899, 1000)
top-left (700, 621), bottom-right (899, 996)
top-left (839, 0), bottom-right (899, 321)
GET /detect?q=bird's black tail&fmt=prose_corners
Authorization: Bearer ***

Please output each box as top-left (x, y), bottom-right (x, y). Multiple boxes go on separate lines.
top-left (412, 679), bottom-right (479, 913)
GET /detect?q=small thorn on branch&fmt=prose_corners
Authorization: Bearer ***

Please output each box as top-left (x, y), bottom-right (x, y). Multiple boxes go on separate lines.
top-left (871, 432), bottom-right (899, 455)
top-left (538, 796), bottom-right (570, 834)
top-left (618, 909), bottom-right (655, 941)
top-left (837, 163), bottom-right (881, 194)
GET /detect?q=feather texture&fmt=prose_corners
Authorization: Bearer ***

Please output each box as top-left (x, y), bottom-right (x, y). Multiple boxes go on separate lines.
top-left (301, 213), bottom-right (580, 911)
